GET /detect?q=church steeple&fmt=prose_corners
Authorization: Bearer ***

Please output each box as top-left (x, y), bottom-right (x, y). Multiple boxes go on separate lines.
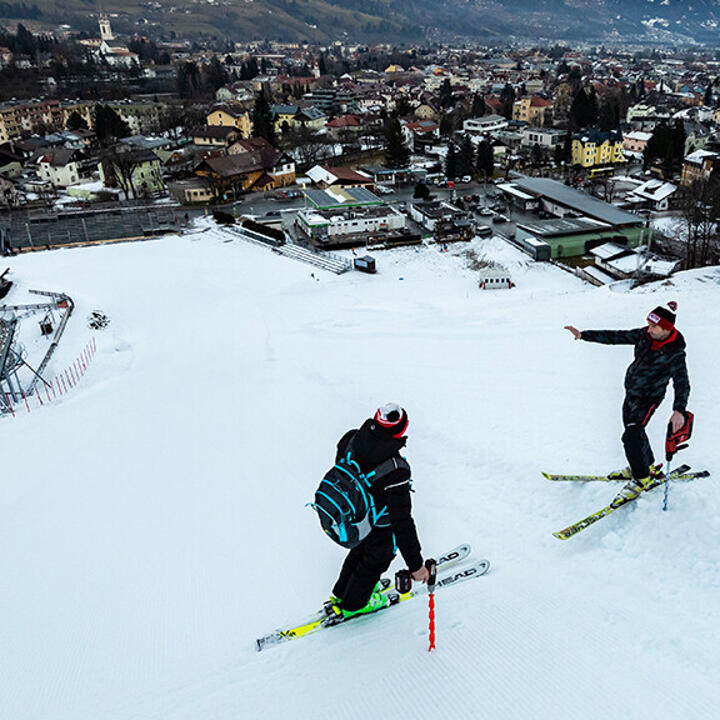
top-left (98, 11), bottom-right (114, 42)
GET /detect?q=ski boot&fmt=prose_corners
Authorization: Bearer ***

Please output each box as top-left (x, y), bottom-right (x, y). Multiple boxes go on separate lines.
top-left (607, 462), bottom-right (662, 480)
top-left (323, 582), bottom-right (390, 625)
top-left (614, 466), bottom-right (661, 504)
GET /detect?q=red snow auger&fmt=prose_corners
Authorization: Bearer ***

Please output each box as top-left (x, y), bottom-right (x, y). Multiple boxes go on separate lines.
top-left (663, 410), bottom-right (694, 511)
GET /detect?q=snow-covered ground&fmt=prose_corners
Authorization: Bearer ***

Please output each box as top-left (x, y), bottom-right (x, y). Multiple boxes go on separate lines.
top-left (2, 230), bottom-right (719, 719)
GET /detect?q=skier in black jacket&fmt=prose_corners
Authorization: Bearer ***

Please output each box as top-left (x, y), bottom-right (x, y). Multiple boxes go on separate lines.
top-left (330, 403), bottom-right (429, 618)
top-left (565, 301), bottom-right (690, 498)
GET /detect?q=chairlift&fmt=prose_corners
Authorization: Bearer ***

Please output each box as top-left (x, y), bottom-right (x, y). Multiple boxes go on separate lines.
top-left (39, 312), bottom-right (54, 336)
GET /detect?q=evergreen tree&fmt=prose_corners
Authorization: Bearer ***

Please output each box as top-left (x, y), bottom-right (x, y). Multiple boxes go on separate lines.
top-left (445, 143), bottom-right (458, 179)
top-left (471, 92), bottom-right (485, 118)
top-left (476, 140), bottom-right (494, 178)
top-left (66, 111), bottom-right (88, 131)
top-left (383, 118), bottom-right (409, 169)
top-left (252, 92), bottom-right (275, 146)
top-left (93, 105), bottom-right (129, 146)
top-left (499, 83), bottom-right (515, 120)
top-left (457, 134), bottom-right (474, 177)
top-left (439, 79), bottom-right (453, 109)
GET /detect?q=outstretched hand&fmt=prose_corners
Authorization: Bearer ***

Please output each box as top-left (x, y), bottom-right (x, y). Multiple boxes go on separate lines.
top-left (564, 325), bottom-right (582, 340)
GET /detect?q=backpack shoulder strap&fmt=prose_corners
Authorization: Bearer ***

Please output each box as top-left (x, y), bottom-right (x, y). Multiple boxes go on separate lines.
top-left (365, 456), bottom-right (410, 484)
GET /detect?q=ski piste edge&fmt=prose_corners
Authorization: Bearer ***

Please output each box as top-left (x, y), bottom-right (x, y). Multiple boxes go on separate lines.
top-left (542, 463), bottom-right (710, 483)
top-left (552, 469), bottom-right (709, 540)
top-left (256, 546), bottom-right (485, 651)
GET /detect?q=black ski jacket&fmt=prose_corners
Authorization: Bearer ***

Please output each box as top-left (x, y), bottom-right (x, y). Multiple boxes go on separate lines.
top-left (581, 327), bottom-right (690, 411)
top-left (336, 419), bottom-right (423, 572)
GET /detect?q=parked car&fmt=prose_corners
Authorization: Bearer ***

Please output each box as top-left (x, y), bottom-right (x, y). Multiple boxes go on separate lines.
top-left (476, 225), bottom-right (493, 237)
top-left (492, 214), bottom-right (509, 224)
top-left (479, 207), bottom-right (494, 216)
top-left (460, 175), bottom-right (472, 184)
top-left (375, 184), bottom-right (394, 195)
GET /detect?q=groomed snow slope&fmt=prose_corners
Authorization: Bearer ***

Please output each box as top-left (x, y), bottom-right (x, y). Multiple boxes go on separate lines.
top-left (2, 231), bottom-right (719, 720)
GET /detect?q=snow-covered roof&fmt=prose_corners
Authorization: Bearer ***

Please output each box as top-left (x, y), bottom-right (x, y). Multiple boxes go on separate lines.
top-left (630, 179), bottom-right (677, 202)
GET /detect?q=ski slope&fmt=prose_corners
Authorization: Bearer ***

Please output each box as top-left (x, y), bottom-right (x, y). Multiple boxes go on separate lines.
top-left (2, 229), bottom-right (719, 720)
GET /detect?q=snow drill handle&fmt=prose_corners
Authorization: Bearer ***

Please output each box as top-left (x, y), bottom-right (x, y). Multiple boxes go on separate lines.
top-left (426, 559), bottom-right (437, 652)
top-left (665, 411), bottom-right (693, 462)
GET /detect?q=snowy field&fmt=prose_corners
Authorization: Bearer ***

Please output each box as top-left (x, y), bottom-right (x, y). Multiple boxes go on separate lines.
top-left (2, 229), bottom-right (719, 720)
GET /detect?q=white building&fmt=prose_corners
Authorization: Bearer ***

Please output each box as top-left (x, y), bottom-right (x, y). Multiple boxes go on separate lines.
top-left (479, 264), bottom-right (513, 289)
top-left (520, 127), bottom-right (565, 149)
top-left (463, 114), bottom-right (508, 135)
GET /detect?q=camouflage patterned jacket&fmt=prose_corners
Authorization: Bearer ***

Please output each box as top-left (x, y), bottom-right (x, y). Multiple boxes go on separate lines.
top-left (581, 328), bottom-right (690, 411)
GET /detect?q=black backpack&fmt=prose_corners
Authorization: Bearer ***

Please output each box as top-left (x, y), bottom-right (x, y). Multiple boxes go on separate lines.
top-left (310, 438), bottom-right (409, 548)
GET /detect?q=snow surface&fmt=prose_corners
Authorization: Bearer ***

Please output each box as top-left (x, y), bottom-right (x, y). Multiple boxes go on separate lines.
top-left (2, 230), bottom-right (719, 720)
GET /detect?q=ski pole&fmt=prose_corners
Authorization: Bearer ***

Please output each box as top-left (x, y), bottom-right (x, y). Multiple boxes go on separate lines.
top-left (426, 558), bottom-right (437, 652)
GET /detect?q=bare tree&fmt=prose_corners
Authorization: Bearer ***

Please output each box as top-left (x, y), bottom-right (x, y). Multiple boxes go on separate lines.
top-left (102, 147), bottom-right (142, 200)
top-left (678, 176), bottom-right (720, 267)
top-left (281, 125), bottom-right (331, 171)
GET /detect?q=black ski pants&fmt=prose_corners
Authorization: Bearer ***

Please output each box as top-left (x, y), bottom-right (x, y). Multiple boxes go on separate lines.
top-left (332, 526), bottom-right (395, 611)
top-left (622, 395), bottom-right (661, 479)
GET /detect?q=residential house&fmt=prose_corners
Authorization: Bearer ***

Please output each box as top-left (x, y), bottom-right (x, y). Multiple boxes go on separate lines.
top-left (98, 148), bottom-right (165, 199)
top-left (414, 103), bottom-right (439, 121)
top-left (572, 129), bottom-right (625, 168)
top-left (192, 126), bottom-right (242, 149)
top-left (401, 120), bottom-right (440, 152)
top-left (683, 120), bottom-right (709, 155)
top-left (206, 106), bottom-right (252, 139)
top-left (37, 148), bottom-right (91, 188)
top-left (295, 106), bottom-right (326, 130)
top-left (623, 131), bottom-right (652, 155)
top-left (512, 96), bottom-right (553, 126)
top-left (326, 114), bottom-right (363, 140)
top-left (195, 141), bottom-right (294, 199)
top-left (306, 165), bottom-right (373, 189)
top-left (271, 104), bottom-right (299, 134)
top-left (228, 136), bottom-right (296, 187)
top-left (680, 149), bottom-right (720, 186)
top-left (627, 179), bottom-right (677, 211)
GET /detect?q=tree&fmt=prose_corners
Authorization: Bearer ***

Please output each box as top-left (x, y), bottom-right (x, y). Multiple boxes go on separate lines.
top-left (439, 78), bottom-right (453, 109)
top-left (445, 142), bottom-right (458, 179)
top-left (66, 111), bottom-right (88, 131)
top-left (570, 88), bottom-right (593, 129)
top-left (383, 118), bottom-right (409, 169)
top-left (413, 182), bottom-right (430, 200)
top-left (252, 91), bottom-right (275, 146)
top-left (678, 175), bottom-right (720, 268)
top-left (457, 134), bottom-right (474, 178)
top-left (102, 147), bottom-right (141, 200)
top-left (93, 105), bottom-right (129, 147)
top-left (476, 140), bottom-right (494, 178)
top-left (471, 92), bottom-right (485, 118)
top-left (499, 83), bottom-right (515, 120)
top-left (531, 142), bottom-right (543, 168)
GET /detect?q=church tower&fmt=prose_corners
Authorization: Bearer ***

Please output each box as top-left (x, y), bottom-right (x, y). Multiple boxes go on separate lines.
top-left (99, 12), bottom-right (114, 42)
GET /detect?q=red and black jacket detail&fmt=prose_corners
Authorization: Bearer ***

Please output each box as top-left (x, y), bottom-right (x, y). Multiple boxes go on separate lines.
top-left (336, 418), bottom-right (423, 572)
top-left (581, 327), bottom-right (690, 412)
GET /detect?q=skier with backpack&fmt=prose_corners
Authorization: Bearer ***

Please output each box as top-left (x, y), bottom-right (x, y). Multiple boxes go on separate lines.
top-left (564, 301), bottom-right (690, 500)
top-left (312, 403), bottom-right (430, 620)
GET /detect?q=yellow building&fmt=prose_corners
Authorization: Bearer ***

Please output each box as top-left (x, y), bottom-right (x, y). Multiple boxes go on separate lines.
top-left (571, 129), bottom-right (625, 168)
top-left (512, 96), bottom-right (553, 126)
top-left (206, 106), bottom-right (252, 138)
